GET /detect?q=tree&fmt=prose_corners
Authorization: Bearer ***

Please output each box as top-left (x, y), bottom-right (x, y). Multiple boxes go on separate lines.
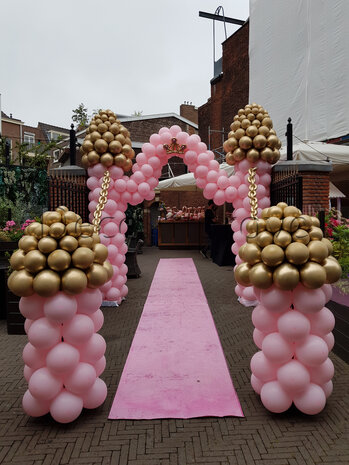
top-left (72, 103), bottom-right (89, 129)
top-left (131, 110), bottom-right (143, 117)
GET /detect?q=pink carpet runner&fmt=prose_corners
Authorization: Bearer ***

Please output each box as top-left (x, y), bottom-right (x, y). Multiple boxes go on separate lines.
top-left (109, 258), bottom-right (243, 419)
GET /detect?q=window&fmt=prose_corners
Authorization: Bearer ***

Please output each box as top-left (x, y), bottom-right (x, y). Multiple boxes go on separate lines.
top-left (24, 132), bottom-right (35, 149)
top-left (53, 149), bottom-right (60, 162)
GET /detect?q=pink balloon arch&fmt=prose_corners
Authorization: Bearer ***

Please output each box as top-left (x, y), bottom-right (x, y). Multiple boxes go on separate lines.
top-left (87, 125), bottom-right (272, 305)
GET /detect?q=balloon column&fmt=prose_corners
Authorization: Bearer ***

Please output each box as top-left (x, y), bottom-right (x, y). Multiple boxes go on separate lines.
top-left (8, 208), bottom-right (111, 423)
top-left (234, 175), bottom-right (342, 414)
top-left (224, 104), bottom-right (281, 306)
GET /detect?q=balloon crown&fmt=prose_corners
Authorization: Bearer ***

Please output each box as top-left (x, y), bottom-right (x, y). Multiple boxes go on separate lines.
top-left (8, 206), bottom-right (112, 298)
top-left (81, 109), bottom-right (134, 172)
top-left (234, 202), bottom-right (341, 291)
top-left (224, 103), bottom-right (282, 165)
top-left (163, 138), bottom-right (186, 155)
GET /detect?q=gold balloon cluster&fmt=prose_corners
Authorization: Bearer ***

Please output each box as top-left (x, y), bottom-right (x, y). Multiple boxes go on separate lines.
top-left (234, 203), bottom-right (342, 290)
top-left (81, 109), bottom-right (134, 172)
top-left (8, 207), bottom-right (113, 298)
top-left (224, 103), bottom-right (282, 165)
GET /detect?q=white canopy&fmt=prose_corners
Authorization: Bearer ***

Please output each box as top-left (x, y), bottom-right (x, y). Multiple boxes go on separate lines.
top-left (279, 141), bottom-right (349, 165)
top-left (157, 162), bottom-right (235, 191)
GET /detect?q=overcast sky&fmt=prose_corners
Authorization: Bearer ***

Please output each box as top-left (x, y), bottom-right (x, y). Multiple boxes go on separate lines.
top-left (0, 0), bottom-right (249, 129)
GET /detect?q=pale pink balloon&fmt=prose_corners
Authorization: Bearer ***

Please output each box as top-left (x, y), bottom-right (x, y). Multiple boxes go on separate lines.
top-left (196, 178), bottom-right (207, 189)
top-left (309, 307), bottom-right (335, 335)
top-left (133, 171), bottom-right (145, 184)
top-left (235, 284), bottom-right (244, 297)
top-left (79, 333), bottom-right (106, 362)
top-left (213, 190), bottom-right (226, 206)
top-left (50, 390), bottom-right (83, 423)
top-left (29, 367), bottom-right (63, 400)
top-left (258, 197), bottom-right (271, 209)
top-left (150, 133), bottom-right (161, 146)
top-left (104, 199), bottom-right (117, 215)
top-left (64, 362), bottom-right (97, 395)
top-left (252, 304), bottom-right (279, 333)
top-left (195, 165), bottom-right (208, 178)
top-left (197, 152), bottom-right (210, 165)
top-left (148, 156), bottom-right (161, 170)
top-left (146, 177), bottom-right (158, 189)
top-left (197, 142), bottom-right (207, 152)
top-left (259, 173), bottom-right (271, 186)
top-left (44, 292), bottom-right (77, 323)
top-left (22, 343), bottom-right (47, 370)
top-left (88, 164), bottom-right (105, 178)
top-left (99, 235), bottom-right (110, 246)
top-left (120, 222), bottom-right (128, 234)
top-left (293, 383), bottom-right (326, 415)
top-left (277, 310), bottom-right (311, 342)
top-left (19, 295), bottom-right (45, 320)
top-left (217, 175), bottom-right (230, 190)
top-left (24, 364), bottom-right (34, 382)
top-left (237, 184), bottom-right (249, 198)
top-left (231, 220), bottom-right (241, 232)
top-left (233, 231), bottom-right (245, 244)
top-left (229, 175), bottom-right (240, 188)
top-left (186, 134), bottom-right (201, 150)
top-left (250, 351), bottom-right (278, 382)
top-left (253, 286), bottom-right (261, 301)
top-left (107, 244), bottom-right (118, 260)
top-left (208, 159), bottom-right (219, 171)
top-left (176, 131), bottom-right (189, 145)
top-left (113, 275), bottom-right (125, 288)
top-left (160, 131), bottom-right (172, 145)
top-left (241, 286), bottom-right (256, 301)
top-left (138, 182), bottom-right (150, 196)
top-left (237, 159), bottom-right (251, 173)
top-left (242, 196), bottom-right (251, 211)
top-left (235, 256), bottom-right (243, 265)
top-left (109, 165), bottom-right (124, 180)
top-left (120, 284), bottom-right (128, 297)
top-left (62, 314), bottom-right (95, 345)
top-left (142, 142), bottom-right (156, 157)
top-left (183, 150), bottom-right (198, 165)
top-left (231, 243), bottom-right (239, 255)
top-left (256, 160), bottom-right (271, 174)
top-left (106, 287), bottom-right (121, 301)
top-left (144, 190), bottom-right (155, 201)
top-left (22, 389), bottom-right (50, 417)
top-left (323, 332), bottom-right (335, 351)
top-left (244, 173), bottom-right (259, 185)
top-left (90, 309), bottom-right (104, 332)
top-left (126, 179), bottom-right (137, 193)
top-left (114, 179), bottom-right (127, 193)
top-left (295, 334), bottom-right (329, 367)
top-left (156, 144), bottom-right (167, 159)
top-left (100, 280), bottom-right (112, 294)
top-left (236, 171), bottom-right (245, 182)
top-left (46, 342), bottom-right (80, 375)
top-left (256, 185), bottom-right (267, 199)
top-left (136, 152), bottom-right (147, 165)
top-left (86, 176), bottom-right (99, 191)
top-left (308, 357), bottom-right (334, 384)
top-left (203, 183), bottom-right (218, 199)
top-left (293, 284), bottom-right (326, 314)
top-left (28, 317), bottom-right (61, 350)
top-left (102, 221), bottom-right (118, 238)
top-left (121, 191), bottom-right (132, 204)
top-left (260, 381), bottom-right (292, 413)
top-left (233, 198), bottom-right (243, 209)
top-left (111, 233), bottom-right (125, 247)
top-left (130, 192), bottom-right (143, 205)
top-left (251, 374), bottom-right (263, 395)
top-left (277, 360), bottom-right (310, 393)
top-left (225, 186), bottom-right (237, 202)
top-left (260, 286), bottom-right (292, 313)
top-left (94, 356), bottom-right (106, 377)
top-left (206, 170), bottom-right (219, 183)
top-left (262, 332), bottom-right (294, 364)
top-left (322, 284), bottom-right (333, 303)
top-left (75, 288), bottom-right (102, 315)
top-left (82, 377), bottom-right (107, 409)
top-left (253, 328), bottom-right (265, 349)
top-left (115, 253), bottom-right (125, 266)
top-left (322, 380), bottom-right (333, 398)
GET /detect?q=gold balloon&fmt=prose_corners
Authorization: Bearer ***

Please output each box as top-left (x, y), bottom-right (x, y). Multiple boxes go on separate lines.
top-left (322, 257), bottom-right (342, 284)
top-left (261, 208), bottom-right (270, 220)
top-left (32, 223), bottom-right (50, 239)
top-left (246, 125), bottom-right (258, 138)
top-left (241, 118), bottom-right (251, 129)
top-left (82, 140), bottom-right (94, 153)
top-left (8, 269), bottom-right (34, 297)
top-left (234, 263), bottom-right (251, 286)
top-left (61, 268), bottom-right (88, 295)
top-left (109, 140), bottom-right (123, 154)
top-left (114, 154), bottom-right (127, 167)
top-left (276, 202), bottom-right (288, 211)
top-left (102, 131), bottom-right (114, 143)
top-left (258, 126), bottom-right (270, 137)
top-left (246, 233), bottom-right (259, 244)
top-left (309, 227), bottom-right (323, 241)
top-left (260, 147), bottom-right (273, 162)
top-left (225, 153), bottom-right (235, 165)
top-left (87, 263), bottom-right (108, 288)
top-left (18, 235), bottom-right (38, 253)
top-left (110, 123), bottom-right (120, 135)
top-left (25, 221), bottom-right (41, 236)
top-left (240, 243), bottom-right (261, 265)
top-left (87, 151), bottom-right (100, 165)
top-left (115, 134), bottom-right (126, 145)
top-left (292, 229), bottom-right (310, 245)
top-left (80, 223), bottom-right (94, 237)
top-left (261, 244), bottom-right (285, 267)
top-left (232, 148), bottom-right (246, 161)
top-left (252, 119), bottom-right (261, 128)
top-left (94, 138), bottom-right (108, 154)
top-left (48, 250), bottom-right (71, 271)
top-left (90, 131), bottom-right (101, 142)
top-left (246, 218), bottom-right (266, 234)
top-left (10, 249), bottom-right (26, 270)
top-left (253, 134), bottom-right (267, 149)
top-left (92, 233), bottom-right (100, 244)
top-left (123, 158), bottom-right (133, 172)
top-left (103, 261), bottom-right (114, 280)
top-left (268, 206), bottom-right (283, 218)
top-left (283, 216), bottom-right (300, 233)
top-left (298, 215), bottom-right (312, 230)
top-left (283, 206), bottom-right (300, 218)
top-left (230, 121), bottom-right (241, 131)
top-left (72, 247), bottom-right (95, 269)
top-left (267, 135), bottom-right (279, 149)
top-left (322, 238), bottom-right (333, 254)
top-left (49, 222), bottom-right (66, 239)
top-left (33, 270), bottom-right (61, 297)
top-left (308, 240), bottom-right (329, 263)
top-left (100, 153), bottom-right (114, 168)
top-left (273, 230), bottom-right (292, 248)
top-left (246, 148), bottom-right (260, 163)
top-left (42, 211), bottom-right (62, 226)
top-left (122, 144), bottom-right (133, 157)
top-left (256, 231), bottom-right (274, 248)
top-left (249, 262), bottom-right (273, 289)
top-left (24, 250), bottom-right (47, 273)
top-left (60, 235), bottom-right (78, 252)
top-left (239, 136), bottom-right (253, 150)
top-left (262, 117), bottom-right (273, 128)
top-left (300, 262), bottom-right (326, 289)
top-left (310, 216), bottom-right (320, 227)
top-left (38, 237), bottom-right (57, 254)
top-left (93, 243), bottom-right (108, 264)
top-left (285, 242), bottom-right (309, 265)
top-left (97, 122), bottom-right (108, 134)
top-left (62, 211), bottom-right (78, 225)
top-left (78, 236), bottom-right (94, 248)
top-left (66, 222), bottom-right (82, 238)
top-left (273, 263), bottom-right (299, 290)
top-left (266, 216), bottom-right (282, 233)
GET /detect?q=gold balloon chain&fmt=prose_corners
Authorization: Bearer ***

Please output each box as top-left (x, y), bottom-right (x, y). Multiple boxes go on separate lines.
top-left (248, 167), bottom-right (258, 219)
top-left (93, 170), bottom-right (111, 234)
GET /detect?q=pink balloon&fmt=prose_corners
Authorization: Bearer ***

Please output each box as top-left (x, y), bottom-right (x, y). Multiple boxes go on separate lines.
top-left (100, 280), bottom-right (112, 294)
top-left (206, 170), bottom-right (219, 183)
top-left (293, 383), bottom-right (326, 415)
top-left (142, 142), bottom-right (156, 157)
top-left (238, 184), bottom-right (249, 198)
top-left (186, 134), bottom-right (201, 150)
top-left (19, 295), bottom-right (45, 320)
top-left (136, 152), bottom-right (147, 165)
top-left (114, 179), bottom-right (127, 193)
top-left (235, 284), bottom-right (244, 297)
top-left (213, 189), bottom-right (225, 206)
top-left (251, 374), bottom-right (263, 395)
top-left (76, 288), bottom-right (103, 315)
top-left (146, 176), bottom-right (158, 189)
top-left (235, 256), bottom-right (243, 265)
top-left (86, 176), bottom-right (99, 191)
top-left (50, 390), bottom-right (83, 423)
top-left (90, 309), bottom-right (104, 332)
top-left (253, 328), bottom-right (265, 349)
top-left (308, 358), bottom-right (334, 384)
top-left (229, 175), bottom-right (240, 188)
top-left (242, 196), bottom-right (252, 211)
top-left (233, 198), bottom-right (243, 209)
top-left (323, 332), bottom-right (335, 351)
top-left (102, 221), bottom-right (118, 238)
top-left (119, 242), bottom-right (128, 254)
top-left (225, 186), bottom-right (237, 202)
top-left (176, 131), bottom-right (189, 145)
top-left (22, 389), bottom-right (50, 417)
top-left (260, 286), bottom-right (292, 313)
top-left (138, 182), bottom-right (150, 196)
top-left (133, 171), bottom-right (145, 184)
top-left (44, 292), bottom-right (77, 323)
top-left (236, 159), bottom-right (250, 173)
top-left (109, 165), bottom-right (124, 180)
top-left (121, 284), bottom-right (128, 297)
top-left (104, 199), bottom-right (117, 215)
top-left (262, 332), bottom-right (294, 364)
top-left (233, 231), bottom-right (245, 244)
top-left (22, 343), bottom-right (47, 370)
top-left (293, 284), bottom-right (326, 314)
top-left (242, 286), bottom-right (256, 301)
top-left (62, 314), bottom-right (95, 345)
top-left (277, 360), bottom-right (310, 393)
top-left (244, 173), bottom-right (259, 185)
top-left (309, 307), bottom-right (335, 335)
top-left (295, 335), bottom-right (329, 367)
top-left (79, 333), bottom-right (106, 362)
top-left (28, 317), bottom-right (61, 350)
top-left (256, 159), bottom-right (271, 174)
top-left (130, 192), bottom-right (143, 205)
top-left (208, 159), bottom-right (219, 171)
top-left (24, 364), bottom-right (34, 382)
top-left (160, 131), bottom-right (172, 145)
top-left (322, 380), bottom-right (333, 398)
top-left (195, 165), bottom-right (208, 178)
top-left (82, 377), bottom-right (107, 409)
top-left (277, 310), bottom-right (311, 342)
top-left (149, 133), bottom-right (161, 146)
top-left (111, 233), bottom-right (125, 247)
top-left (258, 197), bottom-right (271, 209)
top-left (148, 156), bottom-right (161, 170)
top-left (107, 244), bottom-right (118, 260)
top-left (126, 180), bottom-right (138, 193)
top-left (88, 164), bottom-right (105, 178)
top-left (46, 342), bottom-right (80, 375)
top-left (250, 351), bottom-right (278, 382)
top-left (106, 287), bottom-right (121, 301)
top-left (94, 356), bottom-right (106, 377)
top-left (260, 381), bottom-right (292, 413)
top-left (88, 200), bottom-right (98, 213)
top-left (196, 178), bottom-right (207, 189)
top-left (29, 367), bottom-right (63, 400)
top-left (259, 173), bottom-right (271, 186)
top-left (197, 142), bottom-right (208, 152)
top-left (256, 185), bottom-right (267, 199)
top-left (64, 362), bottom-right (97, 395)
top-left (322, 284), bottom-right (333, 303)
top-left (120, 222), bottom-right (128, 234)
top-left (252, 304), bottom-right (278, 333)
top-left (231, 220), bottom-right (241, 232)
top-left (99, 234), bottom-right (110, 246)
top-left (231, 243), bottom-right (239, 255)
top-left (203, 183), bottom-right (218, 199)
top-left (184, 150), bottom-right (198, 165)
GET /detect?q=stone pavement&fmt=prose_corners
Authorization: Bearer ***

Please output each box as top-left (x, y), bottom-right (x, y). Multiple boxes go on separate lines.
top-left (0, 248), bottom-right (348, 465)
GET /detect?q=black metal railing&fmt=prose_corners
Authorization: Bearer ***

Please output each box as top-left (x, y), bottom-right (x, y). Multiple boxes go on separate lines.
top-left (271, 170), bottom-right (303, 210)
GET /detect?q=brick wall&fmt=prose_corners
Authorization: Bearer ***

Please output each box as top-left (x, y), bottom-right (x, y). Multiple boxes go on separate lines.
top-left (180, 104), bottom-right (198, 124)
top-left (122, 116), bottom-right (197, 142)
top-left (301, 171), bottom-right (330, 214)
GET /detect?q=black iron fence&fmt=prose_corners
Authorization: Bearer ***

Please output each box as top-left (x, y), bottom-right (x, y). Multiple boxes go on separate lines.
top-left (271, 167), bottom-right (303, 210)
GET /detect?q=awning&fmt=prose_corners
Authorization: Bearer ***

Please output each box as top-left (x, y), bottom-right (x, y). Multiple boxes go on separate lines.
top-left (329, 182), bottom-right (346, 199)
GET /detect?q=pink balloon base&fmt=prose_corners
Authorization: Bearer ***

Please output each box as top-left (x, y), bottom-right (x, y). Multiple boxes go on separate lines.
top-left (251, 283), bottom-right (334, 415)
top-left (21, 289), bottom-right (107, 423)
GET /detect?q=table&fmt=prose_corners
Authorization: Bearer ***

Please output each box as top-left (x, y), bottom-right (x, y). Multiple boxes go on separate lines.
top-left (158, 221), bottom-right (207, 249)
top-left (210, 224), bottom-right (235, 266)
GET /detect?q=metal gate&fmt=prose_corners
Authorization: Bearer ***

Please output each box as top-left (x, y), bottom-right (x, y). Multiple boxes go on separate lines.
top-left (271, 167), bottom-right (303, 210)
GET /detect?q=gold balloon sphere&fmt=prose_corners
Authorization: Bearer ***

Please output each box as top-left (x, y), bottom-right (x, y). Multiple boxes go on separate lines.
top-left (123, 158), bottom-right (133, 172)
top-left (94, 138), bottom-right (108, 154)
top-left (283, 216), bottom-right (300, 233)
top-left (322, 238), bottom-right (333, 255)
top-left (115, 134), bottom-right (126, 145)
top-left (276, 202), bottom-right (288, 211)
top-left (256, 231), bottom-right (274, 248)
top-left (10, 249), bottom-right (26, 270)
top-left (261, 244), bottom-right (285, 267)
top-left (102, 131), bottom-right (114, 143)
top-left (258, 125), bottom-right (270, 137)
top-left (100, 153), bottom-right (114, 168)
top-left (49, 222), bottom-right (66, 239)
top-left (19, 235), bottom-right (38, 253)
top-left (246, 125), bottom-right (258, 138)
top-left (238, 108), bottom-right (245, 116)
top-left (90, 131), bottom-right (101, 142)
top-left (82, 140), bottom-right (94, 153)
top-left (25, 221), bottom-right (41, 236)
top-left (256, 112), bottom-right (264, 121)
top-left (78, 236), bottom-right (94, 248)
top-left (89, 124), bottom-right (98, 132)
top-left (308, 240), bottom-right (329, 263)
top-left (268, 206), bottom-right (283, 218)
top-left (122, 144), bottom-right (133, 157)
top-left (8, 270), bottom-right (34, 297)
top-left (310, 216), bottom-right (320, 227)
top-left (92, 233), bottom-right (100, 244)
top-left (234, 128), bottom-right (245, 140)
top-left (246, 218), bottom-right (266, 234)
top-left (97, 122), bottom-right (108, 134)
top-left (240, 243), bottom-right (261, 266)
top-left (300, 262), bottom-right (326, 289)
top-left (246, 233), bottom-right (259, 244)
top-left (241, 118), bottom-right (251, 129)
top-left (234, 263), bottom-right (251, 286)
top-left (80, 223), bottom-right (94, 237)
top-left (266, 217), bottom-right (282, 233)
top-left (61, 268), bottom-right (88, 295)
top-left (298, 215), bottom-right (312, 230)
top-left (253, 134), bottom-right (267, 149)
top-left (32, 223), bottom-right (50, 239)
top-left (267, 135), bottom-right (279, 149)
top-left (109, 140), bottom-right (123, 154)
top-left (232, 148), bottom-right (246, 161)
top-left (93, 243), bottom-right (108, 264)
top-left (42, 211), bottom-right (62, 226)
top-left (246, 148), bottom-right (260, 163)
top-left (110, 123), bottom-right (120, 135)
top-left (103, 261), bottom-right (114, 280)
top-left (60, 235), bottom-right (78, 252)
top-left (249, 262), bottom-right (273, 289)
top-left (239, 136), bottom-right (253, 150)
top-left (283, 206), bottom-right (300, 218)
top-left (225, 153), bottom-right (235, 165)
top-left (38, 237), bottom-right (57, 254)
top-left (285, 242), bottom-right (309, 265)
top-left (309, 227), bottom-right (323, 241)
top-left (62, 211), bottom-right (78, 225)
top-left (47, 249), bottom-right (71, 272)
top-left (260, 147), bottom-right (273, 162)
top-left (292, 229), bottom-right (310, 245)
top-left (273, 263), bottom-right (299, 291)
top-left (252, 119), bottom-right (261, 128)
top-left (114, 154), bottom-right (127, 167)
top-left (87, 264), bottom-right (108, 288)
top-left (261, 208), bottom-right (271, 220)
top-left (262, 117), bottom-right (273, 128)
top-left (322, 257), bottom-right (342, 284)
top-left (87, 151), bottom-right (100, 165)
top-left (273, 230), bottom-right (292, 248)
top-left (66, 222), bottom-right (82, 238)
top-left (230, 121), bottom-right (241, 131)
top-left (72, 247), bottom-right (95, 269)
top-left (24, 250), bottom-right (47, 274)
top-left (33, 270), bottom-right (60, 297)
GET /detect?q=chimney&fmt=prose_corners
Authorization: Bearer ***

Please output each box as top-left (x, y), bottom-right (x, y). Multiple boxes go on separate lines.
top-left (180, 102), bottom-right (198, 125)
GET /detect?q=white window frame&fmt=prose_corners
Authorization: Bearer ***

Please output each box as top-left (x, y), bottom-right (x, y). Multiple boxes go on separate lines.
top-left (23, 132), bottom-right (35, 149)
